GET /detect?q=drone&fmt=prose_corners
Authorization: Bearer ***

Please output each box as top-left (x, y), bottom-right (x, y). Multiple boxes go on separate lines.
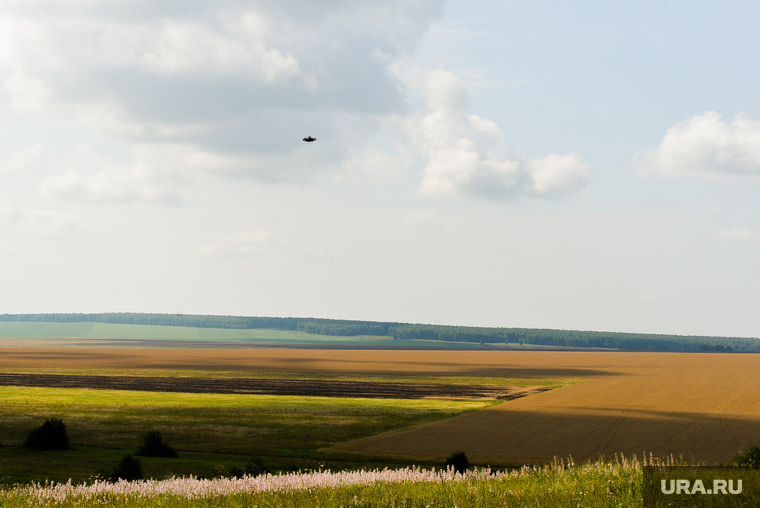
top-left (303, 136), bottom-right (316, 142)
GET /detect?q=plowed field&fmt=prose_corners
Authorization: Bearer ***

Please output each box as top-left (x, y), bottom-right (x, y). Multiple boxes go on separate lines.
top-left (0, 373), bottom-right (544, 400)
top-left (330, 352), bottom-right (760, 465)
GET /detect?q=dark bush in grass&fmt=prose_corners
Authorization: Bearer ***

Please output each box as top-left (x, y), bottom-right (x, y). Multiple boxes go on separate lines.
top-left (23, 418), bottom-right (70, 450)
top-left (243, 456), bottom-right (271, 477)
top-left (135, 431), bottom-right (178, 458)
top-left (213, 457), bottom-right (270, 479)
top-left (227, 465), bottom-right (244, 478)
top-left (445, 451), bottom-right (469, 474)
top-left (212, 464), bottom-right (230, 479)
top-left (110, 455), bottom-right (143, 482)
top-left (732, 445), bottom-right (760, 468)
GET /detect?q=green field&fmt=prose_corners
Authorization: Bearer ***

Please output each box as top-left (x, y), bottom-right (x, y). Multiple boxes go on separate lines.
top-left (0, 322), bottom-right (487, 349)
top-left (0, 386), bottom-right (495, 484)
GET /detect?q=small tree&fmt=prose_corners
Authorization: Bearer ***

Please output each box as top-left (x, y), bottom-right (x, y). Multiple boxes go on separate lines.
top-left (135, 431), bottom-right (178, 458)
top-left (445, 451), bottom-right (469, 474)
top-left (111, 455), bottom-right (143, 482)
top-left (733, 446), bottom-right (760, 468)
top-left (23, 418), bottom-right (70, 450)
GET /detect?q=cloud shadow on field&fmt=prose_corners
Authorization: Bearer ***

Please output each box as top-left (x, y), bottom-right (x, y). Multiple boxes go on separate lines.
top-left (0, 348), bottom-right (618, 379)
top-left (330, 407), bottom-right (760, 466)
top-left (245, 357), bottom-right (618, 379)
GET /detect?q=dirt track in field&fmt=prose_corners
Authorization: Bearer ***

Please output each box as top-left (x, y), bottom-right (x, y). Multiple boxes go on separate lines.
top-left (0, 373), bottom-right (544, 400)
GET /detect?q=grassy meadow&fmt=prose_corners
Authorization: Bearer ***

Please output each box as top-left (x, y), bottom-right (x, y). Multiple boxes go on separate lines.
top-left (0, 386), bottom-right (495, 484)
top-left (0, 457), bottom-right (645, 508)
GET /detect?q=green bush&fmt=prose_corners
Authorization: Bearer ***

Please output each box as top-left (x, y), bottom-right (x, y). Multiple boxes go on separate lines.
top-left (110, 455), bottom-right (143, 481)
top-left (445, 451), bottom-right (469, 474)
top-left (732, 445), bottom-right (760, 468)
top-left (135, 431), bottom-right (178, 458)
top-left (23, 418), bottom-right (70, 450)
top-left (243, 456), bottom-right (270, 477)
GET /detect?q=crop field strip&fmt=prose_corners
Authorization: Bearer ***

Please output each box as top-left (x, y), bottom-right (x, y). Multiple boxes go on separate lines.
top-left (329, 351), bottom-right (760, 465)
top-left (0, 337), bottom-right (497, 350)
top-left (0, 348), bottom-right (569, 482)
top-left (0, 385), bottom-right (494, 483)
top-left (0, 372), bottom-right (548, 400)
top-left (0, 347), bottom-right (607, 377)
top-left (3, 348), bottom-right (759, 467)
top-left (0, 367), bottom-right (575, 389)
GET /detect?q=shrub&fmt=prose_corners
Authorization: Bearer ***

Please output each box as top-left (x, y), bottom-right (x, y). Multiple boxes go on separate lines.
top-left (212, 464), bottom-right (230, 479)
top-left (135, 431), bottom-right (178, 458)
top-left (111, 455), bottom-right (143, 482)
top-left (214, 457), bottom-right (270, 479)
top-left (23, 418), bottom-right (70, 450)
top-left (243, 456), bottom-right (270, 477)
top-left (445, 451), bottom-right (469, 474)
top-left (732, 445), bottom-right (760, 468)
top-left (227, 465), bottom-right (244, 478)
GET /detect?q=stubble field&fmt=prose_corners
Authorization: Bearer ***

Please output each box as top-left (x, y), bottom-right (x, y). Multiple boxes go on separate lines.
top-left (328, 351), bottom-right (760, 465)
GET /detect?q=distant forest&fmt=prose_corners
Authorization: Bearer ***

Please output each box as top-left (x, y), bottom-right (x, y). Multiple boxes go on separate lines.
top-left (1, 313), bottom-right (757, 352)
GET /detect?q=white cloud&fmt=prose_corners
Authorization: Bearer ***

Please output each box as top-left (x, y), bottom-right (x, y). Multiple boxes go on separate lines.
top-left (405, 68), bottom-right (590, 199)
top-left (528, 152), bottom-right (590, 196)
top-left (715, 227), bottom-right (760, 244)
top-left (338, 145), bottom-right (413, 182)
top-left (0, 143), bottom-right (53, 172)
top-left (128, 22), bottom-right (301, 80)
top-left (40, 169), bottom-right (182, 204)
top-left (404, 210), bottom-right (436, 228)
top-left (0, 1), bottom-right (446, 183)
top-left (640, 111), bottom-right (760, 179)
top-left (38, 144), bottom-right (195, 204)
top-left (0, 204), bottom-right (79, 238)
top-left (196, 230), bottom-right (272, 257)
top-left (2, 1), bottom-right (591, 202)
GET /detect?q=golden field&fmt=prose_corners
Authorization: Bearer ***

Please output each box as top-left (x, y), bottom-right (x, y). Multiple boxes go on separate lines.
top-left (1, 348), bottom-right (758, 465)
top-left (329, 351), bottom-right (760, 465)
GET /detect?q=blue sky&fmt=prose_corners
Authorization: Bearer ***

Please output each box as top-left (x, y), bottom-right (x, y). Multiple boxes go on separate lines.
top-left (1, 0), bottom-right (759, 337)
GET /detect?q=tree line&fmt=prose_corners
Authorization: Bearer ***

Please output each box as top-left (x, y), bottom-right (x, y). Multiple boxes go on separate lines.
top-left (1, 313), bottom-right (757, 352)
top-left (389, 324), bottom-right (752, 352)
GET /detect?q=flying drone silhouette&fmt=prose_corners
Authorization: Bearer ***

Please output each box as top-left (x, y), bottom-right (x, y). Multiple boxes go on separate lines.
top-left (303, 136), bottom-right (316, 142)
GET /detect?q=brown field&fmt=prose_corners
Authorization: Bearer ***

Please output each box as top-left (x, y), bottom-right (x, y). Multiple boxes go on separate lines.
top-left (1, 348), bottom-right (759, 465)
top-left (0, 373), bottom-right (545, 400)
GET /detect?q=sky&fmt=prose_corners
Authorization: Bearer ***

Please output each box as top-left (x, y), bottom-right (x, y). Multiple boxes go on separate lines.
top-left (1, 0), bottom-right (759, 338)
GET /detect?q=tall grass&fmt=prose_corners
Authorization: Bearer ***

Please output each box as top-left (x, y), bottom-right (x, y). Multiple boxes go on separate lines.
top-left (0, 455), bottom-right (643, 507)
